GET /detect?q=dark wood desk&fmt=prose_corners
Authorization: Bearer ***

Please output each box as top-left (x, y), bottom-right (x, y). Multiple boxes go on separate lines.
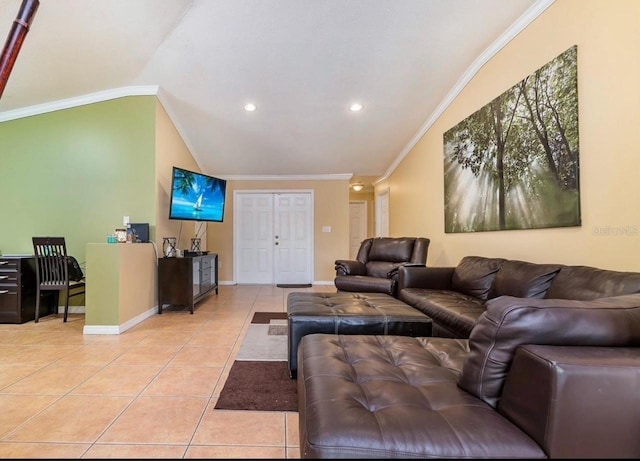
top-left (0, 255), bottom-right (52, 323)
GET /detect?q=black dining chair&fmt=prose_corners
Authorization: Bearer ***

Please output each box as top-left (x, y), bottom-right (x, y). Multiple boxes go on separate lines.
top-left (32, 237), bottom-right (85, 323)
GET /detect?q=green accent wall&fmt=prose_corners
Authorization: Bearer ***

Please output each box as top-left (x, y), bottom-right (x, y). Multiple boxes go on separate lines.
top-left (0, 96), bottom-right (157, 265)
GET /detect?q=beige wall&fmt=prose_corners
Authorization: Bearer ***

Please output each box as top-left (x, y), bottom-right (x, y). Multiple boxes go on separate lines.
top-left (383, 0), bottom-right (640, 271)
top-left (155, 100), bottom-right (200, 252)
top-left (207, 178), bottom-right (350, 283)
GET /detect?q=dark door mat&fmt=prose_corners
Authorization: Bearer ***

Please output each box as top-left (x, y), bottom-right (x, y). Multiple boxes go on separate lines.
top-left (277, 283), bottom-right (312, 288)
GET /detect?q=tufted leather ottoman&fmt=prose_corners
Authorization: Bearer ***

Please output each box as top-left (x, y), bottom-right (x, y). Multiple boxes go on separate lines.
top-left (287, 292), bottom-right (432, 377)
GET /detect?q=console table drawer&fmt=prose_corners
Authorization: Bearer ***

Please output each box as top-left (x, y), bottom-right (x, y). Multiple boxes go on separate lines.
top-left (0, 273), bottom-right (18, 284)
top-left (0, 288), bottom-right (18, 310)
top-left (0, 259), bottom-right (19, 271)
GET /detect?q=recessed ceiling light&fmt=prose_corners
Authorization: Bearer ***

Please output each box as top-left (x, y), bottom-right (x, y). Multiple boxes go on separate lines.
top-left (350, 103), bottom-right (363, 112)
top-left (244, 103), bottom-right (256, 112)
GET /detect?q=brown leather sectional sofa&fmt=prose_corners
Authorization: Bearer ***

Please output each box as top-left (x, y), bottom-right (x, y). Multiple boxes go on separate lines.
top-left (398, 255), bottom-right (640, 338)
top-left (297, 257), bottom-right (640, 458)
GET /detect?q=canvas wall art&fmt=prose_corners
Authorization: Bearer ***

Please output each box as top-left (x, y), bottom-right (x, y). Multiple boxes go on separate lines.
top-left (443, 45), bottom-right (580, 233)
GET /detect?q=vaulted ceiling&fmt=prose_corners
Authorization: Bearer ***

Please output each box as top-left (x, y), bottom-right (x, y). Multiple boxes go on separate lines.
top-left (0, 0), bottom-right (544, 180)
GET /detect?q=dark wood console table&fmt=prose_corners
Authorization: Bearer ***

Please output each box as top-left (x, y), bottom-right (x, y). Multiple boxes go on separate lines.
top-left (157, 253), bottom-right (218, 314)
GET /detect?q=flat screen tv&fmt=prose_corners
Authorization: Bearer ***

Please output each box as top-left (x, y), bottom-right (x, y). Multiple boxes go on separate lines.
top-left (169, 166), bottom-right (227, 222)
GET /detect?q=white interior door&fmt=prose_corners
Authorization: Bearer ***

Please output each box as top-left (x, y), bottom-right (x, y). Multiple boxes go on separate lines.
top-left (234, 191), bottom-right (313, 284)
top-left (349, 201), bottom-right (367, 259)
top-left (376, 188), bottom-right (390, 237)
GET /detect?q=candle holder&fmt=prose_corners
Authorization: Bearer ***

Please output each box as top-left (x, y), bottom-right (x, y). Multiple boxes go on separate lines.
top-left (190, 238), bottom-right (201, 253)
top-left (162, 237), bottom-right (177, 257)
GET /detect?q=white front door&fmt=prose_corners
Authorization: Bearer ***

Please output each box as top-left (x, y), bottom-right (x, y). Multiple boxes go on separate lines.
top-left (349, 201), bottom-right (367, 259)
top-left (234, 191), bottom-right (313, 284)
top-left (273, 193), bottom-right (312, 285)
top-left (235, 193), bottom-right (274, 284)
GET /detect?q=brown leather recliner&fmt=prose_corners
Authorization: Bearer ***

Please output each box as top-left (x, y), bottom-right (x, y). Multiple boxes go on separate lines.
top-left (334, 237), bottom-right (430, 297)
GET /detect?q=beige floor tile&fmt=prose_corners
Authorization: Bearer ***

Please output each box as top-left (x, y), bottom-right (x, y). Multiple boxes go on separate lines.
top-left (97, 395), bottom-right (208, 444)
top-left (192, 409), bottom-right (286, 446)
top-left (0, 365), bottom-right (44, 390)
top-left (168, 345), bottom-right (232, 367)
top-left (1, 345), bottom-right (81, 366)
top-left (184, 445), bottom-right (286, 458)
top-left (187, 328), bottom-right (240, 347)
top-left (0, 285), bottom-right (310, 457)
top-left (286, 412), bottom-right (300, 447)
top-left (52, 345), bottom-right (130, 366)
top-left (211, 366), bottom-right (233, 397)
top-left (0, 442), bottom-right (91, 458)
top-left (141, 366), bottom-right (223, 397)
top-left (110, 345), bottom-right (179, 366)
top-left (71, 365), bottom-right (161, 395)
top-left (0, 394), bottom-right (59, 439)
top-left (82, 443), bottom-right (187, 458)
top-left (4, 395), bottom-right (133, 443)
top-left (1, 365), bottom-right (102, 395)
top-left (135, 330), bottom-right (197, 347)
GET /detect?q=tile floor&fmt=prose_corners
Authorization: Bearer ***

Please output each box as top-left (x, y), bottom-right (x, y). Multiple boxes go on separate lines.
top-left (0, 284), bottom-right (336, 459)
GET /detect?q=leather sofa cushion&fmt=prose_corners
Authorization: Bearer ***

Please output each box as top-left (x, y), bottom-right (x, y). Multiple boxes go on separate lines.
top-left (489, 260), bottom-right (562, 299)
top-left (334, 275), bottom-right (394, 296)
top-left (546, 265), bottom-right (640, 300)
top-left (458, 293), bottom-right (640, 408)
top-left (368, 237), bottom-right (414, 263)
top-left (298, 334), bottom-right (545, 458)
top-left (400, 288), bottom-right (485, 338)
top-left (451, 256), bottom-right (505, 301)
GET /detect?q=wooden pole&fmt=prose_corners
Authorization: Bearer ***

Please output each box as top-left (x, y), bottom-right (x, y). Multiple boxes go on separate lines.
top-left (0, 0), bottom-right (39, 100)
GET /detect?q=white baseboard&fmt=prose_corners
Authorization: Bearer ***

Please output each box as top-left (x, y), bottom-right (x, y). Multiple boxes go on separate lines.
top-left (219, 280), bottom-right (334, 286)
top-left (83, 305), bottom-right (158, 335)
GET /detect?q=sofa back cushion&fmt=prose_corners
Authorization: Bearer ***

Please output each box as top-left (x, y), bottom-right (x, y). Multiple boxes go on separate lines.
top-left (368, 237), bottom-right (415, 263)
top-left (451, 256), bottom-right (505, 301)
top-left (545, 265), bottom-right (640, 300)
top-left (365, 261), bottom-right (398, 278)
top-left (488, 260), bottom-right (562, 299)
top-left (457, 293), bottom-right (640, 408)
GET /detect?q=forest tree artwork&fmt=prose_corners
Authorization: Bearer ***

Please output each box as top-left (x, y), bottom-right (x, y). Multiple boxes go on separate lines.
top-left (443, 45), bottom-right (580, 233)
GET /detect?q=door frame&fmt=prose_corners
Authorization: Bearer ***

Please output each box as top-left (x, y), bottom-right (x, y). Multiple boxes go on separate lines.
top-left (233, 189), bottom-right (315, 284)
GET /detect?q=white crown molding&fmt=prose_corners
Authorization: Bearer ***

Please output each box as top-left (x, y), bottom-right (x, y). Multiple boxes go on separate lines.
top-left (0, 85), bottom-right (160, 123)
top-left (222, 174), bottom-right (353, 181)
top-left (380, 0), bottom-right (556, 182)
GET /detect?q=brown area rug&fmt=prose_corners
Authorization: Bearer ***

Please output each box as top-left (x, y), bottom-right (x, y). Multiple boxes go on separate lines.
top-left (251, 311), bottom-right (288, 324)
top-left (214, 360), bottom-right (297, 412)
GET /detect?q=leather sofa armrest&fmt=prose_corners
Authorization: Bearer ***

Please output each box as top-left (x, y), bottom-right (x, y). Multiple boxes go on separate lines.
top-left (498, 344), bottom-right (640, 459)
top-left (387, 262), bottom-right (426, 280)
top-left (397, 265), bottom-right (455, 291)
top-left (335, 260), bottom-right (366, 276)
